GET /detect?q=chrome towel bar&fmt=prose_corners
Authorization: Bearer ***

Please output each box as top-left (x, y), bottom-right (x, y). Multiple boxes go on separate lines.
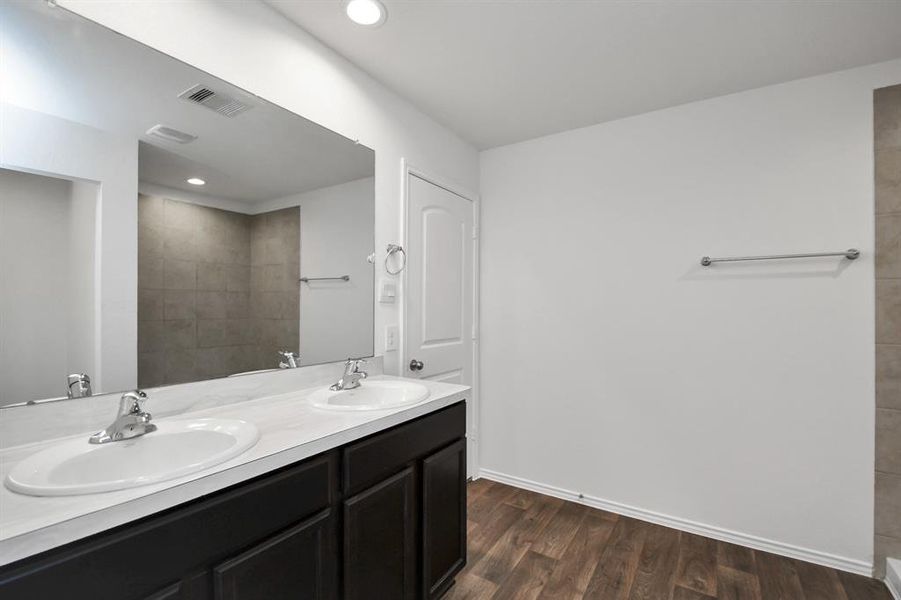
top-left (700, 248), bottom-right (859, 267)
top-left (299, 275), bottom-right (350, 282)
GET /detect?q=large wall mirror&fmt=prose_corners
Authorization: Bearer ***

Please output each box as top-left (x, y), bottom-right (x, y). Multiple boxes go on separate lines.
top-left (0, 3), bottom-right (375, 407)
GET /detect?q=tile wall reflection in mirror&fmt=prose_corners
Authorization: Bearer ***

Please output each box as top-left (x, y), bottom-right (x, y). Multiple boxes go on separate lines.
top-left (0, 4), bottom-right (375, 407)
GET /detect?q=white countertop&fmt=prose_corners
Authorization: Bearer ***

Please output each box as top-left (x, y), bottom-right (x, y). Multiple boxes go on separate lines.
top-left (0, 376), bottom-right (468, 567)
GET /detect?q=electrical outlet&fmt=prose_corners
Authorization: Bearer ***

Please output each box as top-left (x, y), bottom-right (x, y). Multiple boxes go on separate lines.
top-left (385, 325), bottom-right (399, 352)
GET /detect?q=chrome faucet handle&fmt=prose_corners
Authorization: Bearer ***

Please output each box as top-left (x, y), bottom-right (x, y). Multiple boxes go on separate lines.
top-left (119, 390), bottom-right (148, 416)
top-left (66, 373), bottom-right (92, 399)
top-left (330, 358), bottom-right (368, 391)
top-left (278, 350), bottom-right (300, 369)
top-left (89, 390), bottom-right (155, 444)
top-left (345, 357), bottom-right (368, 372)
top-left (343, 358), bottom-right (368, 380)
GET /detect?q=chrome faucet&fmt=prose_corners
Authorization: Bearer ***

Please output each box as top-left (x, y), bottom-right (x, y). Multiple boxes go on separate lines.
top-left (278, 350), bottom-right (300, 369)
top-left (330, 358), bottom-right (368, 391)
top-left (67, 373), bottom-right (92, 399)
top-left (89, 390), bottom-right (157, 444)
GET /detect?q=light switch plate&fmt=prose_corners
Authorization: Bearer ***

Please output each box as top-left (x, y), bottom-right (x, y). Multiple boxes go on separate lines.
top-left (385, 325), bottom-right (398, 352)
top-left (378, 280), bottom-right (396, 303)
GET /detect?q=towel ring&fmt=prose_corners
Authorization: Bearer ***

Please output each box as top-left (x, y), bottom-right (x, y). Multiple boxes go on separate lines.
top-left (386, 243), bottom-right (406, 275)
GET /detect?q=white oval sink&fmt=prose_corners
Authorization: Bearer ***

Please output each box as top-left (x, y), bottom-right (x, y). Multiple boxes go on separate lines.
top-left (5, 419), bottom-right (260, 497)
top-left (310, 380), bottom-right (430, 411)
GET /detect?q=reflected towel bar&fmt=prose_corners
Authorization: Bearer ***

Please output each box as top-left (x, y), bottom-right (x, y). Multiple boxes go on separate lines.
top-left (700, 249), bottom-right (859, 267)
top-left (299, 275), bottom-right (350, 282)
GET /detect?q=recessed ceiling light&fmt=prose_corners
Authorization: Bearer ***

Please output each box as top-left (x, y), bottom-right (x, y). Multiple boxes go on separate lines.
top-left (345, 0), bottom-right (386, 26)
top-left (186, 177), bottom-right (206, 186)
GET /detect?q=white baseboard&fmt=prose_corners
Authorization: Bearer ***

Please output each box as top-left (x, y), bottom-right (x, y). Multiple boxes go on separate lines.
top-left (477, 468), bottom-right (873, 577)
top-left (886, 559), bottom-right (901, 600)
top-left (887, 578), bottom-right (900, 600)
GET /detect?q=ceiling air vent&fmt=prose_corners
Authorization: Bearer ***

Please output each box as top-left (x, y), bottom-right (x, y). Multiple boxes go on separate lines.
top-left (178, 84), bottom-right (253, 118)
top-left (145, 124), bottom-right (197, 144)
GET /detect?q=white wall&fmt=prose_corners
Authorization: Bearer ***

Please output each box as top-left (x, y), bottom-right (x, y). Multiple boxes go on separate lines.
top-left (0, 169), bottom-right (98, 405)
top-left (0, 170), bottom-right (71, 404)
top-left (66, 180), bottom-right (97, 382)
top-left (0, 103), bottom-right (138, 395)
top-left (261, 178), bottom-right (375, 366)
top-left (480, 59), bottom-right (901, 572)
top-left (59, 0), bottom-right (480, 374)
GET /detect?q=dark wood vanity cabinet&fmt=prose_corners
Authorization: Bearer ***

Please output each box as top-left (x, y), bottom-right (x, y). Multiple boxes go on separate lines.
top-left (0, 401), bottom-right (466, 600)
top-left (212, 509), bottom-right (336, 600)
top-left (340, 399), bottom-right (467, 600)
top-left (421, 439), bottom-right (467, 599)
top-left (343, 468), bottom-right (417, 600)
top-left (148, 509), bottom-right (337, 600)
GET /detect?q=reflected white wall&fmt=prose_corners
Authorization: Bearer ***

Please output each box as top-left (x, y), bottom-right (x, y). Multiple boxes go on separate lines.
top-left (0, 104), bottom-right (138, 398)
top-left (0, 170), bottom-right (97, 405)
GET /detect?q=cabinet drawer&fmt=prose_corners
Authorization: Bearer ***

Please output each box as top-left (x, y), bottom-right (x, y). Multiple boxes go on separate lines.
top-left (214, 509), bottom-right (336, 600)
top-left (0, 452), bottom-right (337, 600)
top-left (342, 402), bottom-right (465, 495)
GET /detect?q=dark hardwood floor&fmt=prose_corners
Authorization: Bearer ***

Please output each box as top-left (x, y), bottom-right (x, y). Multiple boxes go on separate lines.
top-left (448, 479), bottom-right (892, 600)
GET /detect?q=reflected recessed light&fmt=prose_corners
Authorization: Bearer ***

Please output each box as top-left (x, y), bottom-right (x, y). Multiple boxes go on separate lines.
top-left (345, 0), bottom-right (386, 26)
top-left (186, 177), bottom-right (206, 186)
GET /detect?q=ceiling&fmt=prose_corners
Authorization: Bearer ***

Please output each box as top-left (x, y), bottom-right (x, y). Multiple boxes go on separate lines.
top-left (137, 143), bottom-right (283, 205)
top-left (1, 3), bottom-right (374, 203)
top-left (267, 0), bottom-right (901, 149)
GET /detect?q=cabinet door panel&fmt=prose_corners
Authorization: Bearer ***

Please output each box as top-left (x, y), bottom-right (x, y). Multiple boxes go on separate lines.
top-left (213, 509), bottom-right (336, 600)
top-left (422, 439), bottom-right (466, 598)
top-left (343, 467), bottom-right (416, 600)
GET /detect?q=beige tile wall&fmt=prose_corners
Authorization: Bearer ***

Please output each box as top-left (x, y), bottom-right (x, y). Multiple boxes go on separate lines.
top-left (250, 207), bottom-right (300, 368)
top-left (137, 195), bottom-right (299, 387)
top-left (875, 84), bottom-right (901, 576)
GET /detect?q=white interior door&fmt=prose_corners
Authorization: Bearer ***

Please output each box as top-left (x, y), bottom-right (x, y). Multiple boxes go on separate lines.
top-left (405, 173), bottom-right (475, 473)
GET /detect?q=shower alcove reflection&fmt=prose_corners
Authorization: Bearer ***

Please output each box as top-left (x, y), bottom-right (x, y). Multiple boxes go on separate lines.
top-left (137, 194), bottom-right (300, 387)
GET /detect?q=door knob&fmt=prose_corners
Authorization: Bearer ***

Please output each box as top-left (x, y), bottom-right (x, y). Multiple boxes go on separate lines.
top-left (409, 359), bottom-right (424, 371)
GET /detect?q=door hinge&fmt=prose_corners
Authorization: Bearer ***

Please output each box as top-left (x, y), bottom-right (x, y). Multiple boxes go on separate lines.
top-left (472, 226), bottom-right (479, 240)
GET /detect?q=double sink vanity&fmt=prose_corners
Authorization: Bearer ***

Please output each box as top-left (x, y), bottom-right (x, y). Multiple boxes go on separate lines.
top-left (0, 4), bottom-right (470, 598)
top-left (0, 369), bottom-right (469, 599)
top-left (5, 366), bottom-right (433, 497)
